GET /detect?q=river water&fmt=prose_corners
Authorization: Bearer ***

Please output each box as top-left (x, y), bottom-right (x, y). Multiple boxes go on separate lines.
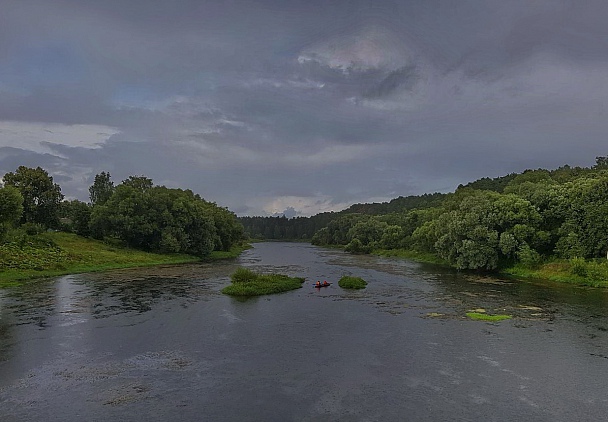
top-left (1, 242), bottom-right (608, 421)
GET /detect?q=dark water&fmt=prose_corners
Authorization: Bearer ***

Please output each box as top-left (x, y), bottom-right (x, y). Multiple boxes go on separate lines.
top-left (1, 242), bottom-right (608, 421)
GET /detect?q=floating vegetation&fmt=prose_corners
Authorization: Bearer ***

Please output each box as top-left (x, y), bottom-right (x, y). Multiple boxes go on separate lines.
top-left (338, 276), bottom-right (368, 289)
top-left (221, 267), bottom-right (304, 296)
top-left (466, 312), bottom-right (512, 322)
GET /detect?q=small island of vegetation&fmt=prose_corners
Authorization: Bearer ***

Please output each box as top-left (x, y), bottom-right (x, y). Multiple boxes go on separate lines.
top-left (338, 275), bottom-right (368, 289)
top-left (221, 267), bottom-right (304, 296)
top-left (466, 312), bottom-right (512, 322)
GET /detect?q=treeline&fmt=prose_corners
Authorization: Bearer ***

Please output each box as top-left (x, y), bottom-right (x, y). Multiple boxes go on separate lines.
top-left (239, 193), bottom-right (447, 240)
top-left (0, 167), bottom-right (243, 257)
top-left (239, 214), bottom-right (335, 240)
top-left (310, 157), bottom-right (608, 271)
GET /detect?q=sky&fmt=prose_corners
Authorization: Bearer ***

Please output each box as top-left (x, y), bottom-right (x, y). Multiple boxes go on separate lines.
top-left (1, 0), bottom-right (607, 217)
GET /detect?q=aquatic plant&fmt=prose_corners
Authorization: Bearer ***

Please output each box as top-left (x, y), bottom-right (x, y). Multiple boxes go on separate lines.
top-left (338, 276), bottom-right (368, 289)
top-left (466, 312), bottom-right (512, 322)
top-left (222, 267), bottom-right (304, 296)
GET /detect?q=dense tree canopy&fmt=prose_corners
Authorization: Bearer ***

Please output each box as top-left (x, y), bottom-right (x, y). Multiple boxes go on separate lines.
top-left (308, 157), bottom-right (608, 271)
top-left (89, 179), bottom-right (242, 257)
top-left (0, 186), bottom-right (23, 240)
top-left (3, 166), bottom-right (63, 228)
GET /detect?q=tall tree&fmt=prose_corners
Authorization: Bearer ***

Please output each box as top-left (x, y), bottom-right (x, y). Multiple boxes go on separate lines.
top-left (0, 186), bottom-right (23, 240)
top-left (2, 166), bottom-right (63, 228)
top-left (89, 172), bottom-right (114, 206)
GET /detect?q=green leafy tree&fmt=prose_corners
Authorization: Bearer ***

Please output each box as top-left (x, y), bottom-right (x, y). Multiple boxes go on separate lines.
top-left (2, 166), bottom-right (64, 228)
top-left (433, 191), bottom-right (542, 270)
top-left (89, 177), bottom-right (240, 257)
top-left (89, 172), bottom-right (114, 206)
top-left (556, 176), bottom-right (608, 258)
top-left (346, 218), bottom-right (389, 251)
top-left (0, 186), bottom-right (23, 240)
top-left (122, 175), bottom-right (153, 191)
top-left (59, 200), bottom-right (92, 236)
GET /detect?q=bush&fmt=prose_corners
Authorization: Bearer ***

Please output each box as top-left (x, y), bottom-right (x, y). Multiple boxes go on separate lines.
top-left (338, 276), bottom-right (368, 289)
top-left (231, 267), bottom-right (258, 283)
top-left (22, 223), bottom-right (46, 235)
top-left (569, 257), bottom-right (588, 277)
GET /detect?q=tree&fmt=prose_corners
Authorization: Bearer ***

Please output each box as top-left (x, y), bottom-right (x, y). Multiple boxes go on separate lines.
top-left (59, 200), bottom-right (92, 236)
top-left (89, 177), bottom-right (240, 257)
top-left (89, 172), bottom-right (114, 206)
top-left (2, 166), bottom-right (64, 228)
top-left (122, 175), bottom-right (153, 191)
top-left (556, 176), bottom-right (608, 258)
top-left (593, 155), bottom-right (608, 169)
top-left (0, 186), bottom-right (23, 240)
top-left (433, 191), bottom-right (542, 270)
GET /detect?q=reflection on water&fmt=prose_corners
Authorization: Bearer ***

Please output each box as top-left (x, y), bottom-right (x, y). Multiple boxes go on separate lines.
top-left (1, 243), bottom-right (608, 421)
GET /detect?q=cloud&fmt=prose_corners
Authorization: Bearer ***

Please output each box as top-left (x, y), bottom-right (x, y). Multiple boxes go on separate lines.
top-left (1, 0), bottom-right (608, 217)
top-left (0, 121), bottom-right (118, 156)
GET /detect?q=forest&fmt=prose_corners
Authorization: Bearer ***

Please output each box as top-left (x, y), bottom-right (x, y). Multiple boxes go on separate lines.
top-left (4, 156), bottom-right (608, 285)
top-left (0, 167), bottom-right (244, 259)
top-left (241, 156), bottom-right (608, 283)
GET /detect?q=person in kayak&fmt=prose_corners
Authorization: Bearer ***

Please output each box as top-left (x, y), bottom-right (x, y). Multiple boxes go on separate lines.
top-left (316, 281), bottom-right (321, 287)
top-left (323, 281), bottom-right (329, 286)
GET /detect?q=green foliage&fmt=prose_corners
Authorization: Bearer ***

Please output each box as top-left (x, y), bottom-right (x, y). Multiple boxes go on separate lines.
top-left (59, 200), bottom-right (92, 236)
top-left (569, 257), bottom-right (588, 277)
top-left (21, 222), bottom-right (46, 235)
top-left (231, 267), bottom-right (258, 283)
top-left (345, 238), bottom-right (367, 253)
top-left (556, 176), bottom-right (608, 258)
top-left (89, 178), bottom-right (242, 257)
top-left (2, 166), bottom-right (64, 228)
top-left (432, 191), bottom-right (542, 270)
top-left (0, 231), bottom-right (205, 286)
top-left (466, 312), bottom-right (512, 321)
top-left (222, 268), bottom-right (303, 296)
top-left (0, 185), bottom-right (23, 240)
top-left (338, 276), bottom-right (368, 289)
top-left (88, 171), bottom-right (114, 206)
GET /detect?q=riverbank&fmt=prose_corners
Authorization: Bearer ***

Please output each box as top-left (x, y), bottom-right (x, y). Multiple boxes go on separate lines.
top-left (373, 248), bottom-right (608, 288)
top-left (0, 232), bottom-right (248, 288)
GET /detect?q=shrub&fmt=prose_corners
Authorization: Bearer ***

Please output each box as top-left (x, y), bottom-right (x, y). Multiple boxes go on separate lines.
top-left (231, 267), bottom-right (258, 283)
top-left (569, 257), bottom-right (588, 277)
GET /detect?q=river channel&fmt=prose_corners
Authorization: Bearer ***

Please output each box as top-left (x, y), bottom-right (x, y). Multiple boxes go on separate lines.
top-left (1, 242), bottom-right (608, 421)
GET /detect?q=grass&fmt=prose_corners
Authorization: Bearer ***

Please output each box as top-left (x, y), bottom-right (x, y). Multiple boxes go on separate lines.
top-left (502, 258), bottom-right (608, 288)
top-left (376, 247), bottom-right (608, 288)
top-left (221, 267), bottom-right (304, 296)
top-left (0, 232), bottom-right (248, 288)
top-left (338, 275), bottom-right (368, 289)
top-left (466, 312), bottom-right (512, 322)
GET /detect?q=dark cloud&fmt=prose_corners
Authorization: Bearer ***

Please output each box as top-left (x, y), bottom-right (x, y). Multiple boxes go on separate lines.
top-left (1, 0), bottom-right (608, 215)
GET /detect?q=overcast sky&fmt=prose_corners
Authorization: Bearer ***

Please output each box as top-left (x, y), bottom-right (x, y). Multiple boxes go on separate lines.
top-left (1, 0), bottom-right (607, 216)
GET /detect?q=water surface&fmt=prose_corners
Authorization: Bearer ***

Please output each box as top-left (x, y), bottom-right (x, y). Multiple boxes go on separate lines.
top-left (1, 242), bottom-right (608, 421)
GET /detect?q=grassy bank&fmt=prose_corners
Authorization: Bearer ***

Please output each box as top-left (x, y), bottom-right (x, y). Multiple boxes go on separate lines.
top-left (374, 248), bottom-right (608, 288)
top-left (502, 259), bottom-right (608, 288)
top-left (221, 267), bottom-right (304, 296)
top-left (0, 232), bottom-right (247, 288)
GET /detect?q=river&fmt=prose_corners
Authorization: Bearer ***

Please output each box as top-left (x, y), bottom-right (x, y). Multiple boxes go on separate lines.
top-left (1, 242), bottom-right (608, 421)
